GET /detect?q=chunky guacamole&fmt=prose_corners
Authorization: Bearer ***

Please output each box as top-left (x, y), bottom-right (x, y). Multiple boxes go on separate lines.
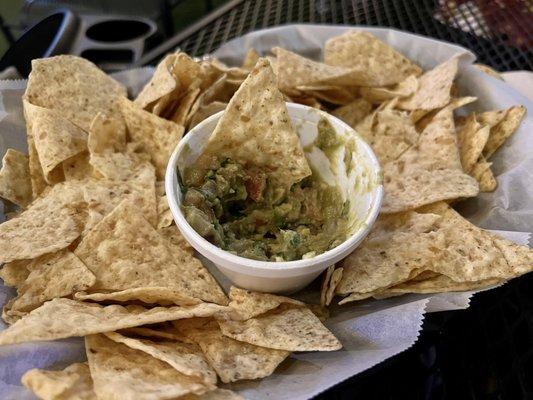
top-left (181, 117), bottom-right (350, 262)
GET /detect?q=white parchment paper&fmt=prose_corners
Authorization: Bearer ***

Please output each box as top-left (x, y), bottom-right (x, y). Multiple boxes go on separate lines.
top-left (0, 25), bottom-right (531, 400)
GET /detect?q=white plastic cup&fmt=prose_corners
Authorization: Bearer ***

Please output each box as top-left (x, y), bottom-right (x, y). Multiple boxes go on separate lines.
top-left (166, 103), bottom-right (383, 293)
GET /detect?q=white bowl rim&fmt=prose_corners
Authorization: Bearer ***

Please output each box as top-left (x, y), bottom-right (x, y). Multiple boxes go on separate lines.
top-left (165, 102), bottom-right (383, 272)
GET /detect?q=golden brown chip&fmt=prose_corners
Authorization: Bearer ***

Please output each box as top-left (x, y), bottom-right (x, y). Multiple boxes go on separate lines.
top-left (0, 298), bottom-right (228, 345)
top-left (86, 334), bottom-right (208, 399)
top-left (320, 266), bottom-right (335, 307)
top-left (75, 287), bottom-right (201, 307)
top-left (483, 105), bottom-right (526, 159)
top-left (188, 101), bottom-right (227, 129)
top-left (26, 134), bottom-right (47, 198)
top-left (74, 201), bottom-right (227, 305)
top-left (22, 362), bottom-right (95, 400)
top-left (119, 324), bottom-right (189, 342)
top-left (474, 64), bottom-right (503, 80)
top-left (242, 48), bottom-right (260, 70)
top-left (119, 97), bottom-right (184, 179)
top-left (324, 31), bottom-right (422, 86)
top-left (24, 55), bottom-right (126, 131)
top-left (7, 250), bottom-right (95, 314)
top-left (170, 87), bottom-right (201, 126)
top-left (62, 152), bottom-right (93, 181)
top-left (104, 331), bottom-right (217, 387)
top-left (218, 304), bottom-right (342, 351)
top-left (0, 149), bottom-right (32, 207)
top-left (295, 85), bottom-right (358, 105)
top-left (180, 389), bottom-right (244, 400)
top-left (0, 259), bottom-right (30, 288)
top-left (23, 101), bottom-right (88, 182)
top-left (135, 52), bottom-right (180, 110)
top-left (397, 55), bottom-right (459, 111)
top-left (173, 318), bottom-right (289, 383)
top-left (227, 286), bottom-right (304, 320)
top-left (360, 75), bottom-right (418, 103)
top-left (457, 114), bottom-right (490, 173)
top-left (158, 224), bottom-right (194, 254)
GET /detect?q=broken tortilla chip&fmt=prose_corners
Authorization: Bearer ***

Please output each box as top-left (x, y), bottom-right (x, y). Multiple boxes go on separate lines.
top-left (0, 149), bottom-right (32, 207)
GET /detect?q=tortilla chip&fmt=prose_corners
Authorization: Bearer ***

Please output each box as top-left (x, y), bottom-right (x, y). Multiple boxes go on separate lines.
top-left (135, 53), bottom-right (180, 110)
top-left (173, 318), bottom-right (289, 383)
top-left (188, 101), bottom-right (227, 129)
top-left (474, 64), bottom-right (503, 80)
top-left (368, 108), bottom-right (419, 163)
top-left (24, 55), bottom-right (126, 131)
top-left (296, 85), bottom-right (358, 105)
top-left (331, 98), bottom-right (373, 130)
top-left (476, 108), bottom-right (507, 128)
top-left (170, 87), bottom-right (201, 126)
top-left (397, 55), bottom-right (459, 111)
top-left (105, 331), bottom-right (216, 386)
top-left (86, 334), bottom-right (208, 399)
top-left (457, 114), bottom-right (490, 173)
top-left (158, 225), bottom-right (194, 254)
top-left (0, 184), bottom-right (83, 263)
top-left (23, 101), bottom-right (88, 182)
top-left (198, 58), bottom-right (311, 189)
top-left (218, 304), bottom-right (341, 351)
top-left (360, 75), bottom-right (418, 103)
top-left (242, 48), bottom-right (260, 70)
top-left (26, 135), bottom-right (47, 198)
top-left (325, 268), bottom-right (343, 306)
top-left (227, 286), bottom-right (304, 320)
top-left (120, 324), bottom-right (189, 342)
top-left (381, 106), bottom-right (478, 213)
top-left (0, 260), bottom-right (30, 288)
top-left (483, 105), bottom-right (526, 158)
top-left (75, 287), bottom-right (201, 307)
top-left (0, 298), bottom-right (227, 345)
top-left (181, 389), bottom-right (244, 400)
top-left (7, 250), bottom-right (95, 314)
top-left (471, 157), bottom-right (497, 192)
top-left (415, 96), bottom-right (477, 133)
top-left (119, 97), bottom-right (184, 179)
top-left (320, 266), bottom-right (335, 307)
top-left (324, 31), bottom-right (422, 86)
top-left (22, 362), bottom-right (95, 400)
top-left (74, 201), bottom-right (227, 305)
top-left (63, 152), bottom-right (93, 181)
top-left (0, 149), bottom-right (32, 207)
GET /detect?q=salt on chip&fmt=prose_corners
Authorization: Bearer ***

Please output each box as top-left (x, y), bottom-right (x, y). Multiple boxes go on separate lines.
top-left (104, 331), bottom-right (217, 387)
top-left (86, 334), bottom-right (208, 400)
top-left (173, 318), bottom-right (289, 383)
top-left (218, 304), bottom-right (342, 351)
top-left (22, 362), bottom-right (95, 400)
top-left (23, 101), bottom-right (88, 182)
top-left (119, 97), bottom-right (184, 179)
top-left (198, 58), bottom-right (311, 190)
top-left (0, 184), bottom-right (83, 264)
top-left (397, 55), bottom-right (459, 111)
top-left (483, 105), bottom-right (526, 158)
top-left (324, 31), bottom-right (422, 86)
top-left (0, 298), bottom-right (228, 345)
top-left (0, 149), bottom-right (32, 207)
top-left (74, 201), bottom-right (227, 305)
top-left (24, 55), bottom-right (127, 132)
top-left (7, 250), bottom-right (95, 314)
top-left (360, 75), bottom-right (418, 103)
top-left (381, 106), bottom-right (479, 213)
top-left (227, 286), bottom-right (304, 320)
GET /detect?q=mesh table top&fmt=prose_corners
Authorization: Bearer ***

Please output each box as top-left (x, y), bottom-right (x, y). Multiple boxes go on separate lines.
top-left (141, 1), bottom-right (532, 399)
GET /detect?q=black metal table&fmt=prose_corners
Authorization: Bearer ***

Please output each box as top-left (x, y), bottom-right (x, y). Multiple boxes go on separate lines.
top-left (139, 1), bottom-right (533, 399)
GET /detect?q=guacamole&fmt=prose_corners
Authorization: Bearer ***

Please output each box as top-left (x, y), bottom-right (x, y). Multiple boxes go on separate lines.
top-left (181, 118), bottom-right (350, 262)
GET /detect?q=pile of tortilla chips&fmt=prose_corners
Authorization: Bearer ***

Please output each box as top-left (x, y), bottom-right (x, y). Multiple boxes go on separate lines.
top-left (0, 31), bottom-right (531, 399)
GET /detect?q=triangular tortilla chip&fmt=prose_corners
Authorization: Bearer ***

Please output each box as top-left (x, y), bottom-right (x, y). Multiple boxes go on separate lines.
top-left (0, 183), bottom-right (84, 263)
top-left (63, 152), bottom-right (93, 181)
top-left (170, 87), bottom-right (201, 126)
top-left (470, 156), bottom-right (497, 191)
top-left (22, 363), bottom-right (95, 400)
top-left (173, 318), bottom-right (289, 383)
top-left (331, 98), bottom-right (373, 129)
top-left (158, 225), bottom-right (194, 254)
top-left (381, 106), bottom-right (479, 213)
top-left (397, 55), bottom-right (459, 111)
top-left (6, 250), bottom-right (95, 314)
top-left (135, 52), bottom-right (180, 110)
top-left (476, 108), bottom-right (507, 128)
top-left (483, 105), bottom-right (526, 158)
top-left (321, 267), bottom-right (343, 307)
top-left (218, 304), bottom-right (341, 351)
top-left (457, 114), bottom-right (490, 173)
top-left (24, 55), bottom-right (126, 131)
top-left (198, 58), bottom-right (310, 189)
top-left (75, 287), bottom-right (201, 307)
top-left (242, 48), bottom-right (260, 70)
top-left (119, 97), bottom-right (184, 179)
top-left (74, 201), bottom-right (227, 305)
top-left (324, 31), bottom-right (422, 86)
top-left (227, 286), bottom-right (304, 320)
top-left (0, 149), bottom-right (32, 207)
top-left (0, 260), bottom-right (30, 288)
top-left (105, 331), bottom-right (217, 387)
top-left (0, 298), bottom-right (227, 345)
top-left (23, 101), bottom-right (88, 182)
top-left (360, 75), bottom-right (418, 103)
top-left (86, 334), bottom-right (208, 399)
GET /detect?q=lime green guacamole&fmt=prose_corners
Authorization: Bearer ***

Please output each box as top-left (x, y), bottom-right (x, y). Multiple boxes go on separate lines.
top-left (181, 118), bottom-right (350, 261)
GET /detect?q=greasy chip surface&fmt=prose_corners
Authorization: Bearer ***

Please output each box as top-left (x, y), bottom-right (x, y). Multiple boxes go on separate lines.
top-left (24, 55), bottom-right (126, 131)
top-left (0, 298), bottom-right (227, 345)
top-left (86, 334), bottom-right (208, 400)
